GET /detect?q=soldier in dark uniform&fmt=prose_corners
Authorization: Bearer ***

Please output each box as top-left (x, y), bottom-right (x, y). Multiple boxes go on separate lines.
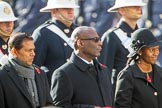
top-left (98, 0), bottom-right (146, 91)
top-left (0, 1), bottom-right (17, 60)
top-left (32, 0), bottom-right (79, 85)
top-left (76, 0), bottom-right (117, 36)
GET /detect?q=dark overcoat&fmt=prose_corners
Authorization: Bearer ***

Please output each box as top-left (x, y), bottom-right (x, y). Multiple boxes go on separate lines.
top-left (115, 64), bottom-right (162, 108)
top-left (51, 53), bottom-right (113, 108)
top-left (0, 60), bottom-right (52, 108)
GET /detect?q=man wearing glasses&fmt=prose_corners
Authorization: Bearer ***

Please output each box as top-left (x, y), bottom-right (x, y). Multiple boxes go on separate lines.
top-left (50, 26), bottom-right (113, 108)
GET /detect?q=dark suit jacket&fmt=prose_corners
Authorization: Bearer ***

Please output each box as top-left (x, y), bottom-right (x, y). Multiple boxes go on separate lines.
top-left (51, 53), bottom-right (113, 108)
top-left (115, 64), bottom-right (162, 108)
top-left (0, 60), bottom-right (52, 108)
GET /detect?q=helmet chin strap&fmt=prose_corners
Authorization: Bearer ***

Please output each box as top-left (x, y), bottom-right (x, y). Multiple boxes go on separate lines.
top-left (56, 10), bottom-right (73, 27)
top-left (0, 28), bottom-right (12, 38)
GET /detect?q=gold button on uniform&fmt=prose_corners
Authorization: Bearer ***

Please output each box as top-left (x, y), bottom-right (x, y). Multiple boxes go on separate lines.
top-left (154, 92), bottom-right (158, 96)
top-left (66, 59), bottom-right (70, 62)
top-left (64, 43), bottom-right (67, 46)
top-left (2, 44), bottom-right (7, 49)
top-left (64, 29), bottom-right (70, 34)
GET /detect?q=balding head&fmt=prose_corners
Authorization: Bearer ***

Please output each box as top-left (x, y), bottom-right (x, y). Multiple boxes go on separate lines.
top-left (71, 26), bottom-right (97, 50)
top-left (71, 26), bottom-right (102, 60)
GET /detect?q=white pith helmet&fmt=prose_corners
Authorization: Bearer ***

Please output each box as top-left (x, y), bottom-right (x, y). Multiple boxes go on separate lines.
top-left (40, 0), bottom-right (80, 12)
top-left (108, 0), bottom-right (146, 12)
top-left (0, 1), bottom-right (18, 22)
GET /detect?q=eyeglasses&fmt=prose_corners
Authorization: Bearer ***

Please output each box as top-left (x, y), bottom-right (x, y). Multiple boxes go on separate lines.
top-left (80, 37), bottom-right (101, 43)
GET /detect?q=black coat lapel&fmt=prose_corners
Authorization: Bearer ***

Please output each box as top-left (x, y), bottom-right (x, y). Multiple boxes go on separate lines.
top-left (4, 61), bottom-right (34, 106)
top-left (35, 70), bottom-right (43, 105)
top-left (94, 60), bottom-right (113, 106)
top-left (70, 53), bottom-right (89, 72)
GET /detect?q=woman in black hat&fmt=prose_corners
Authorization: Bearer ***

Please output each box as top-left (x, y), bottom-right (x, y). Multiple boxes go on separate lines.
top-left (114, 28), bottom-right (162, 108)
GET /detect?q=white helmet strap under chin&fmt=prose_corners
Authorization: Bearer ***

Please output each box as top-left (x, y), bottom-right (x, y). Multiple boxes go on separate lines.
top-left (56, 10), bottom-right (72, 24)
top-left (0, 28), bottom-right (12, 37)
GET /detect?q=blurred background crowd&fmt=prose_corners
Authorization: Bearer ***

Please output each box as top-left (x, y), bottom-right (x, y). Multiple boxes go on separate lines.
top-left (2, 0), bottom-right (161, 37)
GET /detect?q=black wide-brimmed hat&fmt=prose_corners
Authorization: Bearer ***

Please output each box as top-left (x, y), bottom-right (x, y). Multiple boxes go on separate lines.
top-left (128, 28), bottom-right (162, 57)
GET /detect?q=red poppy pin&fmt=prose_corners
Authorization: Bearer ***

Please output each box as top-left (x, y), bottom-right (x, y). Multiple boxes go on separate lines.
top-left (35, 67), bottom-right (40, 74)
top-left (146, 73), bottom-right (152, 83)
top-left (100, 63), bottom-right (106, 70)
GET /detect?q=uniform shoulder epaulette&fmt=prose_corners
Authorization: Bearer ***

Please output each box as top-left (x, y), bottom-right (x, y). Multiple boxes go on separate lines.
top-left (35, 20), bottom-right (54, 31)
top-left (103, 27), bottom-right (118, 35)
top-left (109, 27), bottom-right (119, 33)
top-left (44, 20), bottom-right (54, 25)
top-left (102, 27), bottom-right (118, 40)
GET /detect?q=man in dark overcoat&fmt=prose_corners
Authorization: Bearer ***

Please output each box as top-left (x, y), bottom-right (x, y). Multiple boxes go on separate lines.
top-left (51, 26), bottom-right (113, 108)
top-left (0, 33), bottom-right (52, 108)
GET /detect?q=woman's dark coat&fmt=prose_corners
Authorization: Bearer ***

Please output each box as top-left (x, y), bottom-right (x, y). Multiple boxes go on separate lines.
top-left (115, 64), bottom-right (162, 108)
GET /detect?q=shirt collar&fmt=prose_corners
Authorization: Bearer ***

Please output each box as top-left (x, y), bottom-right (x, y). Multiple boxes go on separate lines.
top-left (75, 53), bottom-right (93, 65)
